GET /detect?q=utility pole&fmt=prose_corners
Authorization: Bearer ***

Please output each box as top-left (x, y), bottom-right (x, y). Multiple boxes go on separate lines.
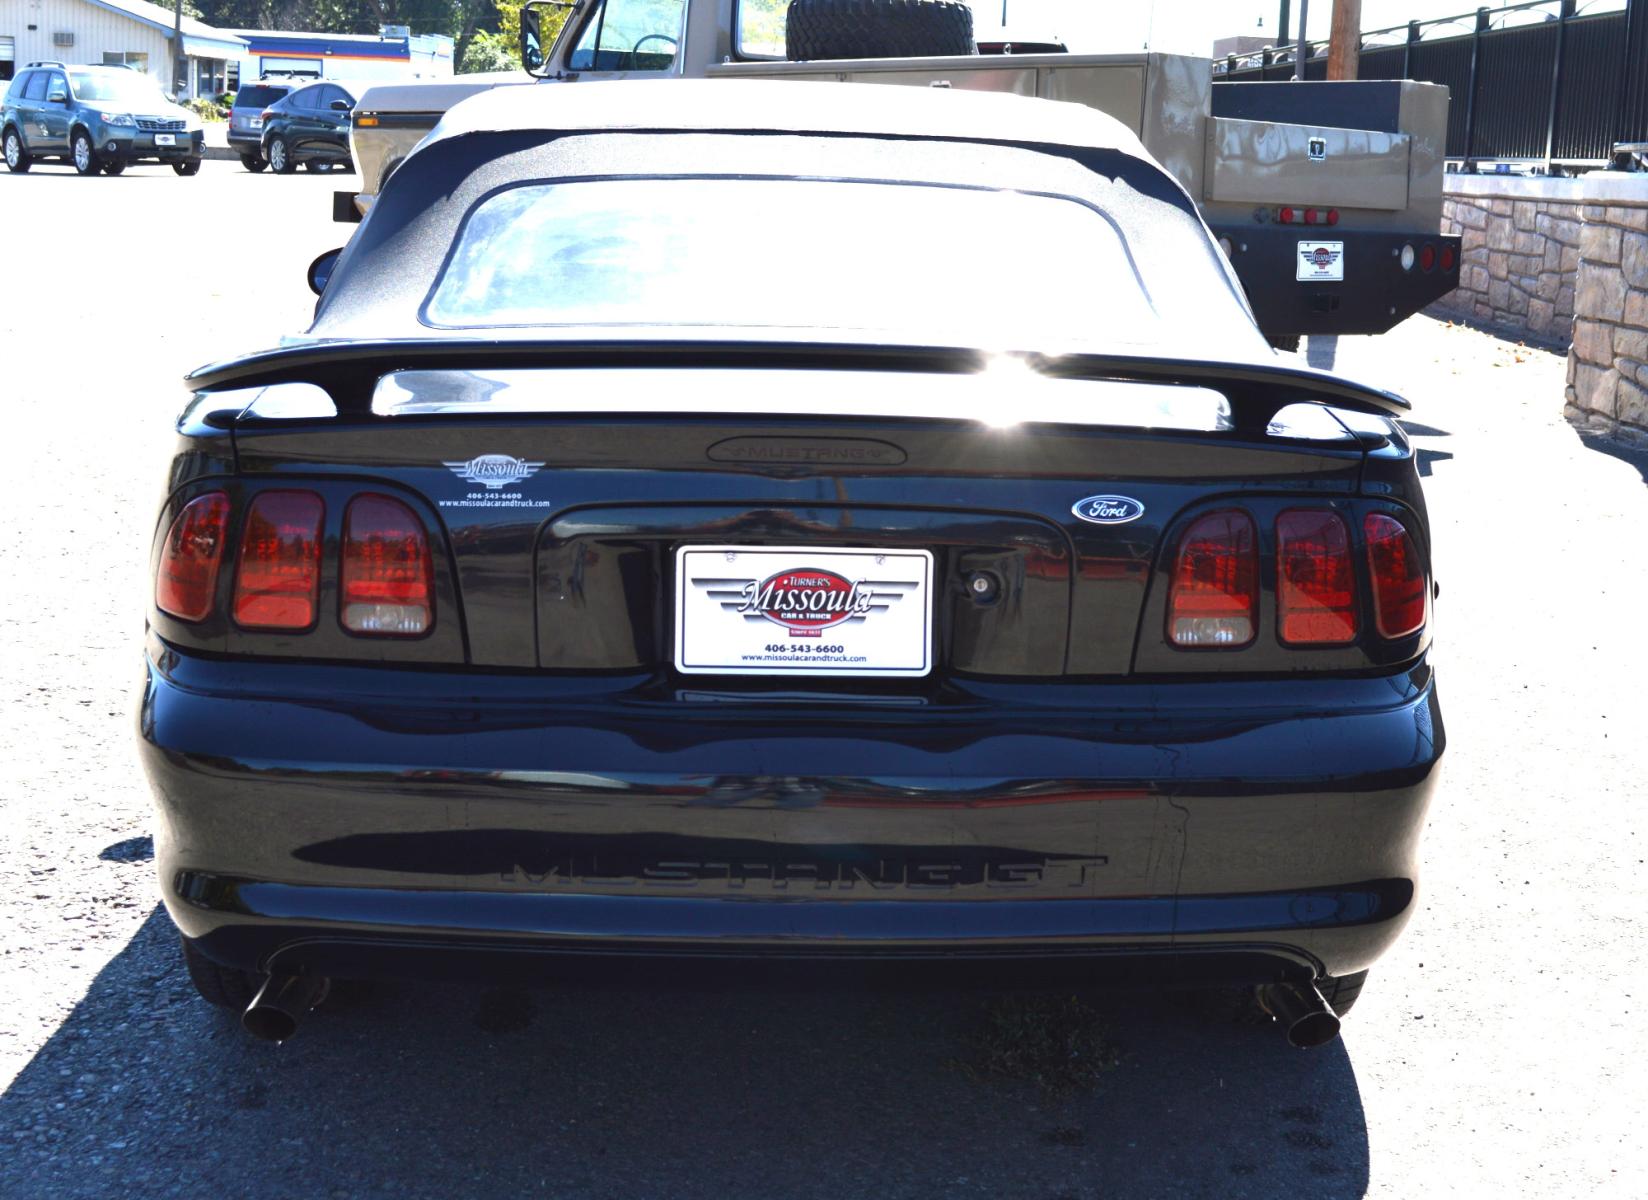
top-left (173, 0), bottom-right (185, 99)
top-left (1327, 0), bottom-right (1363, 80)
top-left (1278, 0), bottom-right (1291, 47)
top-left (1294, 0), bottom-right (1309, 79)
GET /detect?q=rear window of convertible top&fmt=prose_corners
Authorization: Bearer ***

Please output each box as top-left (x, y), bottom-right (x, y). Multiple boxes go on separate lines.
top-left (423, 177), bottom-right (1162, 345)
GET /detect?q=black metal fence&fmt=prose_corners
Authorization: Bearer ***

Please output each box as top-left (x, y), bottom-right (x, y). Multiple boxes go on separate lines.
top-left (1214, 0), bottom-right (1648, 168)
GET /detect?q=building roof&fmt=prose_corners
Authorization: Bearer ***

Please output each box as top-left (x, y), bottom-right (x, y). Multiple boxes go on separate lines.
top-left (83, 0), bottom-right (245, 46)
top-left (426, 78), bottom-right (1148, 159)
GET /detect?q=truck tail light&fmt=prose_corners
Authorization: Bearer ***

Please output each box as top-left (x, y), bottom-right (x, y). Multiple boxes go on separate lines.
top-left (1168, 511), bottom-right (1257, 647)
top-left (1276, 510), bottom-right (1357, 644)
top-left (342, 494), bottom-right (433, 636)
top-left (155, 493), bottom-right (230, 622)
top-left (1365, 513), bottom-right (1427, 639)
top-left (233, 490), bottom-right (323, 629)
top-left (1419, 243), bottom-right (1437, 272)
top-left (1440, 245), bottom-right (1456, 271)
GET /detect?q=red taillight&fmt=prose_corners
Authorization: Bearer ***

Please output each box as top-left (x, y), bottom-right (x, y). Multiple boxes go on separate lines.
top-left (1278, 206), bottom-right (1295, 224)
top-left (1419, 243), bottom-right (1437, 272)
top-left (1327, 208), bottom-right (1340, 226)
top-left (155, 493), bottom-right (230, 622)
top-left (1304, 207), bottom-right (1318, 225)
top-left (260, 108), bottom-right (276, 122)
top-left (1440, 244), bottom-right (1456, 271)
top-left (342, 494), bottom-right (433, 636)
top-left (1364, 513), bottom-right (1427, 639)
top-left (1276, 510), bottom-right (1358, 645)
top-left (233, 490), bottom-right (323, 630)
top-left (1168, 511), bottom-right (1258, 647)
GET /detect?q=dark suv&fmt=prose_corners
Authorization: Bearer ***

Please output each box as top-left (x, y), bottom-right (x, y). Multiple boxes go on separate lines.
top-left (1, 62), bottom-right (204, 176)
top-left (227, 81), bottom-right (293, 172)
top-left (259, 81), bottom-right (356, 174)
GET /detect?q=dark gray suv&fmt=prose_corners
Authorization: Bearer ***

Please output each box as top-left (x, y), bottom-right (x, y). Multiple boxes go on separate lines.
top-left (1, 62), bottom-right (204, 176)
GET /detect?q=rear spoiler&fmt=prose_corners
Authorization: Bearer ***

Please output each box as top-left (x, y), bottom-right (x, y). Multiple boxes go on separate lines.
top-left (185, 339), bottom-right (1410, 423)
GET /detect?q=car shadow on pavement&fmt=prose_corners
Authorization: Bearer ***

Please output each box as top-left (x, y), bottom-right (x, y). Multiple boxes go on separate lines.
top-left (1, 907), bottom-right (1371, 1200)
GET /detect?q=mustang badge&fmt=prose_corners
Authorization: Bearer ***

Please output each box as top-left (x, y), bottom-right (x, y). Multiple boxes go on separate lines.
top-left (442, 454), bottom-right (545, 490)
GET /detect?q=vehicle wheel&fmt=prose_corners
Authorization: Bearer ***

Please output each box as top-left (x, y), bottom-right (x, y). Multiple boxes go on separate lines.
top-left (172, 159), bottom-right (201, 176)
top-left (1318, 969), bottom-right (1368, 1017)
top-left (180, 936), bottom-right (261, 1011)
top-left (786, 0), bottom-right (976, 60)
top-left (1267, 334), bottom-right (1303, 353)
top-left (2, 127), bottom-right (31, 173)
top-left (304, 160), bottom-right (331, 173)
top-left (103, 161), bottom-right (126, 176)
top-left (268, 136), bottom-right (295, 174)
top-left (71, 129), bottom-right (99, 176)
top-left (241, 153), bottom-right (267, 173)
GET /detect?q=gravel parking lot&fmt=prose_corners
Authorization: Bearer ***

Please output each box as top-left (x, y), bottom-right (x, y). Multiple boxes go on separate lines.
top-left (1, 157), bottom-right (1644, 1199)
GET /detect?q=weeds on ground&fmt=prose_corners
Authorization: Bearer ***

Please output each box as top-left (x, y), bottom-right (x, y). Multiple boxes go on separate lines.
top-left (954, 993), bottom-right (1118, 1097)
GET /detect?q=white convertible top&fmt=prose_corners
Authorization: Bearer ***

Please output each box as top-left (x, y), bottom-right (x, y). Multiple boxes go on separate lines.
top-left (422, 77), bottom-right (1151, 160)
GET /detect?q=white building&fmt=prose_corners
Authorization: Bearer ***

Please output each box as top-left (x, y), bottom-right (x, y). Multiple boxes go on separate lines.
top-left (228, 28), bottom-right (454, 85)
top-left (0, 0), bottom-right (245, 98)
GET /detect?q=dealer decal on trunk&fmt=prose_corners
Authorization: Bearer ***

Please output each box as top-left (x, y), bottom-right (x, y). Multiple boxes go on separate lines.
top-left (437, 453), bottom-right (555, 509)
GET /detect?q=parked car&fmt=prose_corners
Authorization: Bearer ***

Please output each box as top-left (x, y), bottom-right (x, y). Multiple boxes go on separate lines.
top-left (259, 81), bottom-right (356, 174)
top-left (1, 61), bottom-right (204, 176)
top-left (145, 81), bottom-right (1443, 1048)
top-left (226, 81), bottom-right (293, 172)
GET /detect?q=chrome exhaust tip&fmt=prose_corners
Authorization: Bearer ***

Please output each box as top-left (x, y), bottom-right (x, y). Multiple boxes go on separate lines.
top-left (242, 973), bottom-right (330, 1043)
top-left (1257, 981), bottom-right (1342, 1049)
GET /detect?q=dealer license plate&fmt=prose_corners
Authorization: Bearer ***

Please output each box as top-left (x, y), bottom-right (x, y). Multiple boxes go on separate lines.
top-left (675, 546), bottom-right (933, 677)
top-left (1297, 240), bottom-right (1344, 281)
top-left (154, 134), bottom-right (175, 146)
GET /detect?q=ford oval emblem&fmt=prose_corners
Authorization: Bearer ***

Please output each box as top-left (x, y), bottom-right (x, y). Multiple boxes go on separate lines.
top-left (1071, 495), bottom-right (1145, 525)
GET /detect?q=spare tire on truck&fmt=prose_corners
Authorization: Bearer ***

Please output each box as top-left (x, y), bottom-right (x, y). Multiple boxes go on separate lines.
top-left (786, 0), bottom-right (977, 61)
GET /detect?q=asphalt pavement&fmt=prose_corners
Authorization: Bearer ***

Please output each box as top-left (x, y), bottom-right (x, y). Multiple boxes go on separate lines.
top-left (0, 158), bottom-right (1644, 1199)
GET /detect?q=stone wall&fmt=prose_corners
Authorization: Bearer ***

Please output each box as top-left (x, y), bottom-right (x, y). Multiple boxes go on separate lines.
top-left (1431, 176), bottom-right (1586, 346)
top-left (1565, 177), bottom-right (1648, 446)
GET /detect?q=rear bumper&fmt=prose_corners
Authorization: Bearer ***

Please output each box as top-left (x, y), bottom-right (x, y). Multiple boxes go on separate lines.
top-left (141, 638), bottom-right (1444, 987)
top-left (1213, 224), bottom-right (1463, 338)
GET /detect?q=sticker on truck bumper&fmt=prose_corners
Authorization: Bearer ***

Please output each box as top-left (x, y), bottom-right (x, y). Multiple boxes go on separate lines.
top-left (1297, 241), bottom-right (1345, 281)
top-left (675, 546), bottom-right (933, 677)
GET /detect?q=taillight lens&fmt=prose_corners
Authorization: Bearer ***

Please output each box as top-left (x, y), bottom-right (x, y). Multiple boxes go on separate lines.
top-left (233, 490), bottom-right (323, 630)
top-left (1419, 243), bottom-right (1437, 272)
top-left (1168, 511), bottom-right (1258, 647)
top-left (1364, 513), bottom-right (1427, 639)
top-left (342, 494), bottom-right (433, 636)
top-left (1440, 245), bottom-right (1456, 272)
top-left (1276, 510), bottom-right (1357, 644)
top-left (155, 492), bottom-right (230, 622)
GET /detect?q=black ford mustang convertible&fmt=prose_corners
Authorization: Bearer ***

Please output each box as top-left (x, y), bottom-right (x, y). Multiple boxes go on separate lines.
top-left (142, 81), bottom-right (1443, 1047)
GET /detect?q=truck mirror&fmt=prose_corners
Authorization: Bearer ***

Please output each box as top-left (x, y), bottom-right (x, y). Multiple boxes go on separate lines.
top-left (307, 247), bottom-right (342, 296)
top-left (521, 7), bottom-right (544, 73)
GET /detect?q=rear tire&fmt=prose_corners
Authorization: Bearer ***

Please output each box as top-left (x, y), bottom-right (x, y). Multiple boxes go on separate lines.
top-left (103, 161), bottom-right (125, 176)
top-left (785, 0), bottom-right (977, 60)
top-left (172, 159), bottom-right (200, 176)
top-left (304, 159), bottom-right (331, 173)
top-left (180, 936), bottom-right (261, 1011)
top-left (71, 129), bottom-right (99, 176)
top-left (241, 153), bottom-right (267, 173)
top-left (268, 136), bottom-right (294, 174)
top-left (3, 128), bottom-right (31, 173)
top-left (1267, 334), bottom-right (1302, 353)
